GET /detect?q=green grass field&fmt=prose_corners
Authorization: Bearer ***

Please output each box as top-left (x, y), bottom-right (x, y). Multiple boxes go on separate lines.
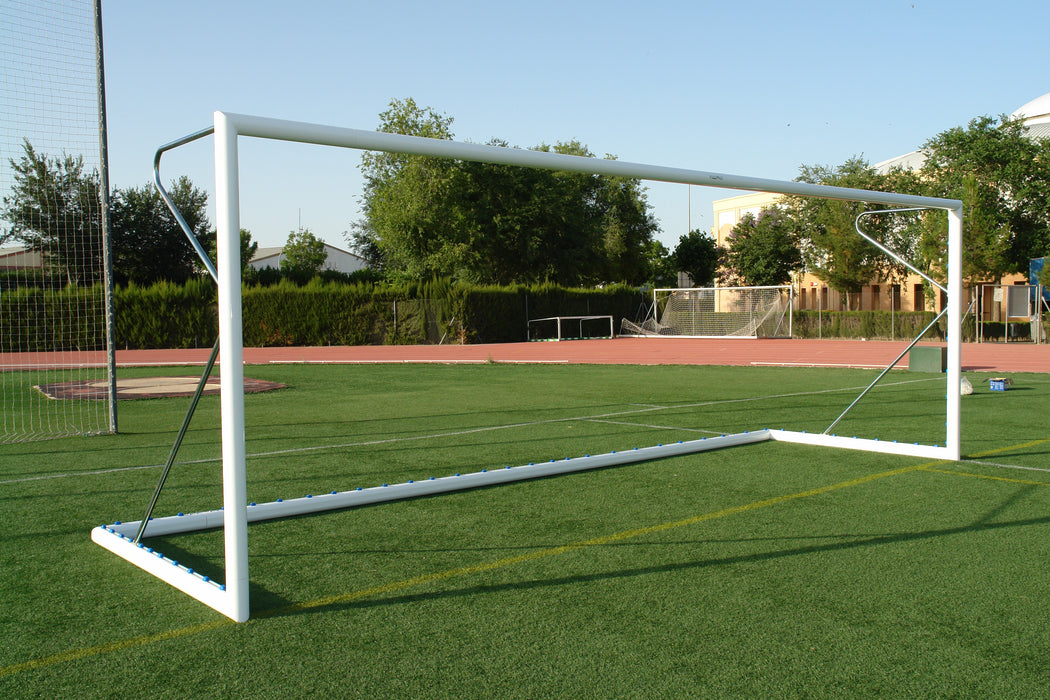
top-left (3, 362), bottom-right (1049, 697)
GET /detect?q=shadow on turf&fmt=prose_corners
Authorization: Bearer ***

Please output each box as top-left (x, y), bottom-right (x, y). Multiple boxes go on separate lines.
top-left (257, 507), bottom-right (1050, 621)
top-left (146, 537), bottom-right (296, 612)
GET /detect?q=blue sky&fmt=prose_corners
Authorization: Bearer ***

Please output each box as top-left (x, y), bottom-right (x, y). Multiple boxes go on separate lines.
top-left (100, 0), bottom-right (1049, 252)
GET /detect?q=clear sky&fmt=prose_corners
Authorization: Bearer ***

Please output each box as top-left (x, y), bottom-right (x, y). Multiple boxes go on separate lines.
top-left (100, 0), bottom-right (1049, 252)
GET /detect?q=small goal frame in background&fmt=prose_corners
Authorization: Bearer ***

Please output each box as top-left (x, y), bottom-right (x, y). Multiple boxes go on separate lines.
top-left (92, 112), bottom-right (963, 622)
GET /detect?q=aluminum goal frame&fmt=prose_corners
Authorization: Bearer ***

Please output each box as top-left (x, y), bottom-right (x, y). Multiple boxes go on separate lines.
top-left (92, 112), bottom-right (963, 622)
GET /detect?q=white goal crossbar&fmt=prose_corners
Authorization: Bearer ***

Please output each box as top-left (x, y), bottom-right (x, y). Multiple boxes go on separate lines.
top-left (91, 112), bottom-right (963, 622)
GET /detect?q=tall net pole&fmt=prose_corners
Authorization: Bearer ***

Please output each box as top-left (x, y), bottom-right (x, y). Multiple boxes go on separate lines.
top-left (0, 0), bottom-right (116, 442)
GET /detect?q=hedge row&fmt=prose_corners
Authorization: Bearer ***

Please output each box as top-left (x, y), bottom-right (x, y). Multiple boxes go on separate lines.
top-left (238, 281), bottom-right (646, 346)
top-left (791, 310), bottom-right (1047, 342)
top-left (5, 281), bottom-right (1046, 351)
top-left (0, 280), bottom-right (647, 350)
top-left (0, 270), bottom-right (70, 291)
top-left (241, 283), bottom-right (453, 347)
top-left (0, 285), bottom-right (109, 352)
top-left (791, 310), bottom-right (980, 342)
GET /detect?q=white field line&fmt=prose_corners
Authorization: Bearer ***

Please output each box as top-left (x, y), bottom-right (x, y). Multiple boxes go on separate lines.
top-left (584, 418), bottom-right (723, 435)
top-left (961, 459), bottom-right (1050, 474)
top-left (1, 376), bottom-right (945, 486)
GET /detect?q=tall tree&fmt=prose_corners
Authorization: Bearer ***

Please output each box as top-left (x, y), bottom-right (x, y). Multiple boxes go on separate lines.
top-left (785, 157), bottom-right (917, 309)
top-left (596, 170), bottom-right (659, 284)
top-left (358, 98), bottom-right (461, 280)
top-left (206, 228), bottom-right (259, 280)
top-left (723, 208), bottom-right (802, 287)
top-left (672, 229), bottom-right (722, 287)
top-left (109, 177), bottom-right (211, 285)
top-left (281, 228), bottom-right (328, 282)
top-left (355, 98), bottom-right (659, 285)
top-left (920, 114), bottom-right (1050, 279)
top-left (644, 240), bottom-right (677, 287)
top-left (2, 140), bottom-right (103, 284)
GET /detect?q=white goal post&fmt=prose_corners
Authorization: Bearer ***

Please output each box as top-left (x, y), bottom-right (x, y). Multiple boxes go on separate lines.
top-left (91, 112), bottom-right (963, 622)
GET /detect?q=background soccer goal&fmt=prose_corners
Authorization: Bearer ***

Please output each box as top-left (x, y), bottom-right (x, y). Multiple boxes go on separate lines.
top-left (622, 286), bottom-right (792, 338)
top-left (0, 0), bottom-right (116, 443)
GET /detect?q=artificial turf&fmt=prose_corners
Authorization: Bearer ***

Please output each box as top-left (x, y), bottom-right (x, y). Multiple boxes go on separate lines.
top-left (2, 363), bottom-right (1048, 697)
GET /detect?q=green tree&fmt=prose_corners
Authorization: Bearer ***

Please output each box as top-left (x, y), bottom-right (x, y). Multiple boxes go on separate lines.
top-left (643, 240), bottom-right (677, 287)
top-left (358, 98), bottom-right (461, 280)
top-left (671, 229), bottom-right (722, 287)
top-left (724, 207), bottom-right (802, 286)
top-left (596, 170), bottom-right (659, 284)
top-left (238, 229), bottom-right (259, 276)
top-left (281, 228), bottom-right (328, 282)
top-left (357, 98), bottom-right (659, 285)
top-left (786, 157), bottom-right (916, 309)
top-left (920, 114), bottom-right (1050, 279)
top-left (206, 228), bottom-right (258, 280)
top-left (2, 140), bottom-right (103, 284)
top-left (109, 177), bottom-right (211, 285)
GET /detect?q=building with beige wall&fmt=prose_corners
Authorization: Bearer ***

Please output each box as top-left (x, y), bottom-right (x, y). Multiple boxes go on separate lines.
top-left (711, 92), bottom-right (1050, 316)
top-left (712, 191), bottom-right (938, 314)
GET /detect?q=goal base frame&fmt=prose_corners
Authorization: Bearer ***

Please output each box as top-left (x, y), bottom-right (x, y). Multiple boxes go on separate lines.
top-left (91, 428), bottom-right (953, 621)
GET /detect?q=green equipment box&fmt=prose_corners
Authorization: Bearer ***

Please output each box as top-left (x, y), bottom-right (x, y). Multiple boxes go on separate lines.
top-left (908, 346), bottom-right (946, 373)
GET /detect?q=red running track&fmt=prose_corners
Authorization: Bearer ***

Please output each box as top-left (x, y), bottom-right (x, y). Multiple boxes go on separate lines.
top-left (4, 338), bottom-right (1042, 374)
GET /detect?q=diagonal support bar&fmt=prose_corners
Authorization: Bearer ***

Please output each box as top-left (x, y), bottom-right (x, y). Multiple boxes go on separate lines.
top-left (823, 308), bottom-right (948, 436)
top-left (134, 337), bottom-right (221, 544)
top-left (153, 126), bottom-right (218, 282)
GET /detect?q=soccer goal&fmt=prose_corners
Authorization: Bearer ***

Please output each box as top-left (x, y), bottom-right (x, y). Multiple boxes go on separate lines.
top-left (622, 286), bottom-right (792, 338)
top-left (528, 315), bottom-right (615, 341)
top-left (91, 112), bottom-right (963, 622)
top-left (0, 0), bottom-right (116, 443)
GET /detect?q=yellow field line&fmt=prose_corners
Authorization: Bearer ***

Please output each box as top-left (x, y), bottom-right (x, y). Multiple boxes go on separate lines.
top-left (0, 620), bottom-right (231, 679)
top-left (271, 463), bottom-right (927, 616)
top-left (921, 467), bottom-right (1050, 487)
top-left (4, 438), bottom-right (1045, 679)
top-left (965, 438), bottom-right (1050, 459)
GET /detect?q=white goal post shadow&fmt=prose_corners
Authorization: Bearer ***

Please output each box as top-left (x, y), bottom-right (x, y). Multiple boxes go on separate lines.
top-left (92, 112), bottom-right (964, 622)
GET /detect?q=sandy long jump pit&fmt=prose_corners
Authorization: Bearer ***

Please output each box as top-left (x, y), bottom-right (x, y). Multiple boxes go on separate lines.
top-left (34, 376), bottom-right (286, 401)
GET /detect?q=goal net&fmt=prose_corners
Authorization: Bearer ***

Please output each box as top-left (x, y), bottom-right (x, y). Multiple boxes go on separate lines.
top-left (622, 286), bottom-right (792, 338)
top-left (0, 0), bottom-right (116, 443)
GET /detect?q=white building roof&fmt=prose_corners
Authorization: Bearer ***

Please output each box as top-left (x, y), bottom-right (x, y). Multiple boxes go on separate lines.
top-left (1011, 92), bottom-right (1050, 126)
top-left (876, 91), bottom-right (1050, 174)
top-left (248, 242), bottom-right (367, 274)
